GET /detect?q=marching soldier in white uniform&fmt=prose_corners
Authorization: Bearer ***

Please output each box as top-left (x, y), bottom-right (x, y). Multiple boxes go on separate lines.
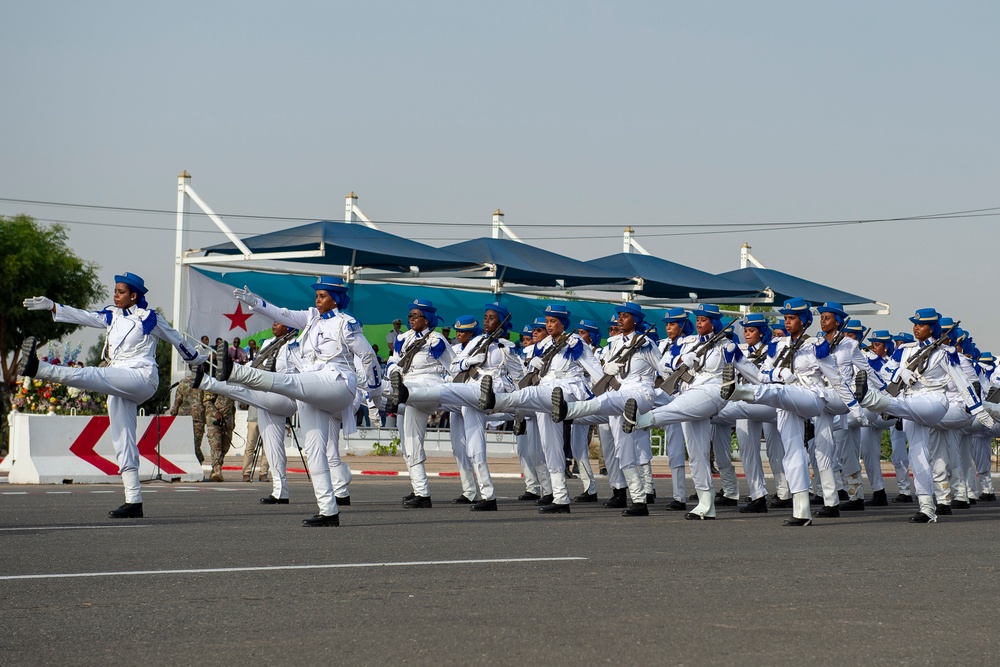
top-left (20, 272), bottom-right (207, 518)
top-left (222, 277), bottom-right (381, 527)
top-left (854, 308), bottom-right (995, 522)
top-left (385, 298), bottom-right (456, 508)
top-left (551, 302), bottom-right (661, 516)
top-left (480, 303), bottom-right (603, 513)
top-left (194, 321), bottom-right (299, 505)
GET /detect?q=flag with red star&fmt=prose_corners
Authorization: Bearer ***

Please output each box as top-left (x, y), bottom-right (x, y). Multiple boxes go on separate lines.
top-left (187, 270), bottom-right (271, 343)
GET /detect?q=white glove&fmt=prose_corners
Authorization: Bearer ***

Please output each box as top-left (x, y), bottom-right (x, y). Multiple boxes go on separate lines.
top-left (463, 353), bottom-right (486, 370)
top-left (777, 368), bottom-right (794, 383)
top-left (603, 361), bottom-right (621, 376)
top-left (897, 367), bottom-right (916, 385)
top-left (972, 407), bottom-right (996, 431)
top-left (233, 286), bottom-right (262, 308)
top-left (23, 296), bottom-right (54, 311)
top-left (680, 352), bottom-right (698, 369)
top-left (529, 356), bottom-right (546, 371)
top-left (387, 364), bottom-right (403, 377)
top-left (849, 405), bottom-right (866, 426)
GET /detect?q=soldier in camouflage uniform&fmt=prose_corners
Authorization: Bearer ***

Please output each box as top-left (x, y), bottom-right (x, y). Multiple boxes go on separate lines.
top-left (204, 390), bottom-right (236, 481)
top-left (170, 375), bottom-right (207, 464)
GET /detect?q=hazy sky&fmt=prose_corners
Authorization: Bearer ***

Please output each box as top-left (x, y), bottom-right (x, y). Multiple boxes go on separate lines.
top-left (3, 2), bottom-right (999, 351)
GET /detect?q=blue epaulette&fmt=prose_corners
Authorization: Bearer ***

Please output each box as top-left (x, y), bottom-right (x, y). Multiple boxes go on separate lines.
top-left (393, 337), bottom-right (404, 354)
top-left (565, 337), bottom-right (584, 361)
top-left (947, 350), bottom-right (960, 366)
top-left (767, 340), bottom-right (778, 358)
top-left (814, 339), bottom-right (830, 359)
top-left (429, 337), bottom-right (446, 359)
top-left (891, 347), bottom-right (904, 363)
top-left (141, 310), bottom-right (158, 335)
top-left (99, 307), bottom-right (114, 326)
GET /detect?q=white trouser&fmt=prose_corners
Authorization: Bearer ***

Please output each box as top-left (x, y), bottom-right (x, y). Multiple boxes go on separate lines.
top-left (199, 376), bottom-right (298, 418)
top-left (748, 384), bottom-right (827, 496)
top-left (880, 393), bottom-right (949, 501)
top-left (736, 419), bottom-right (767, 501)
top-left (326, 417), bottom-right (352, 499)
top-left (38, 361), bottom-right (158, 503)
top-left (665, 423), bottom-right (686, 501)
top-left (972, 434), bottom-right (995, 494)
top-left (297, 401), bottom-right (340, 516)
top-left (566, 389), bottom-right (651, 480)
top-left (517, 418), bottom-right (545, 495)
top-left (860, 427), bottom-right (886, 493)
top-left (646, 386), bottom-right (726, 493)
top-left (890, 422), bottom-right (911, 495)
top-left (570, 423), bottom-right (596, 494)
top-left (599, 424), bottom-right (626, 491)
top-left (257, 409), bottom-right (290, 500)
top-left (711, 423), bottom-right (739, 500)
top-left (763, 422), bottom-right (788, 498)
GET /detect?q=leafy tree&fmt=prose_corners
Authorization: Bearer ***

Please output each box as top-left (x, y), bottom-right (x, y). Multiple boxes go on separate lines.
top-left (0, 214), bottom-right (105, 444)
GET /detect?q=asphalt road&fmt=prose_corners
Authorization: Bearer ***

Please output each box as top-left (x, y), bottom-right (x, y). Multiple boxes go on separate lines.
top-left (2, 476), bottom-right (998, 666)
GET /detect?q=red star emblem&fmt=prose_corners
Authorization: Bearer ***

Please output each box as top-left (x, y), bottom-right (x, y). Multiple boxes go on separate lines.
top-left (224, 302), bottom-right (253, 332)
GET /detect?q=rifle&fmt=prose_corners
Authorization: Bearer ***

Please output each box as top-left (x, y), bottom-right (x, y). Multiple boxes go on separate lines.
top-left (452, 311), bottom-right (513, 383)
top-left (885, 320), bottom-right (961, 397)
top-left (250, 330), bottom-right (298, 370)
top-left (393, 332), bottom-right (431, 375)
top-left (518, 333), bottom-right (571, 389)
top-left (660, 321), bottom-right (737, 395)
top-left (592, 326), bottom-right (656, 396)
top-left (827, 317), bottom-right (852, 352)
top-left (769, 332), bottom-right (811, 378)
top-left (985, 385), bottom-right (1000, 404)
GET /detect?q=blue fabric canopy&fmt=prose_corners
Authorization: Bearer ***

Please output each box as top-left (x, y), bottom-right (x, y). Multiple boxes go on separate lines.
top-left (201, 221), bottom-right (479, 273)
top-left (716, 267), bottom-right (874, 306)
top-left (440, 237), bottom-right (633, 288)
top-left (588, 253), bottom-right (756, 300)
top-left (197, 269), bottom-right (672, 344)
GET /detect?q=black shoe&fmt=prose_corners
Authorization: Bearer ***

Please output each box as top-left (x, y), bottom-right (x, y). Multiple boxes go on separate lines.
top-left (969, 498), bottom-right (977, 505)
top-left (402, 492), bottom-right (415, 502)
top-left (622, 503), bottom-right (649, 517)
top-left (935, 504), bottom-right (952, 515)
top-left (108, 502), bottom-right (143, 518)
top-left (837, 489), bottom-right (849, 502)
top-left (768, 497), bottom-right (793, 509)
top-left (840, 499), bottom-right (865, 511)
top-left (688, 493), bottom-right (699, 502)
top-left (715, 495), bottom-right (738, 507)
top-left (809, 493), bottom-right (824, 506)
top-left (512, 417), bottom-right (526, 435)
top-left (854, 370), bottom-right (868, 403)
top-left (573, 491), bottom-right (598, 503)
top-left (603, 489), bottom-right (628, 509)
top-left (191, 362), bottom-right (205, 389)
top-left (479, 375), bottom-right (496, 411)
top-left (684, 512), bottom-right (715, 520)
top-left (664, 499), bottom-right (688, 511)
top-left (645, 491), bottom-right (656, 504)
top-left (518, 491), bottom-right (541, 501)
top-left (909, 512), bottom-right (934, 523)
top-left (452, 495), bottom-right (475, 504)
top-left (866, 489), bottom-right (889, 507)
top-left (816, 505), bottom-right (841, 518)
top-left (471, 499), bottom-right (498, 512)
top-left (564, 462), bottom-right (576, 479)
top-left (599, 467), bottom-right (608, 475)
top-left (336, 496), bottom-right (350, 506)
top-left (534, 494), bottom-right (555, 506)
top-left (16, 337), bottom-right (39, 378)
top-left (740, 497), bottom-right (768, 513)
top-left (952, 500), bottom-right (971, 510)
top-left (391, 372), bottom-right (408, 408)
top-left (980, 493), bottom-right (997, 502)
top-left (214, 339), bottom-right (233, 381)
top-left (892, 494), bottom-right (914, 504)
top-left (803, 420), bottom-right (815, 443)
top-left (302, 513), bottom-right (340, 527)
top-left (783, 517), bottom-right (812, 527)
top-left (710, 464), bottom-right (719, 475)
top-left (260, 496), bottom-right (289, 504)
top-left (572, 460), bottom-right (580, 474)
top-left (623, 398), bottom-right (638, 434)
top-left (403, 495), bottom-right (432, 508)
top-left (538, 503), bottom-right (571, 514)
top-left (551, 387), bottom-right (568, 423)
top-left (720, 363), bottom-right (736, 400)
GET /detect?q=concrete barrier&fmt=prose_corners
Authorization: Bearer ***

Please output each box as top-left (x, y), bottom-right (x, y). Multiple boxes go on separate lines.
top-left (7, 413), bottom-right (204, 484)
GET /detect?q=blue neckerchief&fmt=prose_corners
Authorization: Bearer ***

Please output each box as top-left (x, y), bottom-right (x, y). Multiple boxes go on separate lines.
top-left (699, 334), bottom-right (710, 343)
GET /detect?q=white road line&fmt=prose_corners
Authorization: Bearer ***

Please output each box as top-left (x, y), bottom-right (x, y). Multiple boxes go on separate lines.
top-left (0, 525), bottom-right (150, 532)
top-left (90, 491), bottom-right (116, 494)
top-left (0, 557), bottom-right (587, 581)
top-left (2, 492), bottom-right (28, 495)
top-left (46, 491), bottom-right (72, 494)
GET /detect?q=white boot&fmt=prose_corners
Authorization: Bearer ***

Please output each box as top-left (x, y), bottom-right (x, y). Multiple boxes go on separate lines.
top-left (121, 469), bottom-right (142, 504)
top-left (577, 456), bottom-right (597, 495)
top-left (791, 490), bottom-right (812, 521)
top-left (520, 458), bottom-right (541, 495)
top-left (719, 466), bottom-right (739, 501)
top-left (229, 364), bottom-right (275, 391)
top-left (860, 387), bottom-right (891, 413)
top-left (550, 469), bottom-right (570, 505)
top-left (407, 385), bottom-right (443, 407)
top-left (686, 489), bottom-right (716, 519)
top-left (458, 466), bottom-right (479, 501)
top-left (474, 461), bottom-right (496, 501)
top-left (536, 463), bottom-right (553, 495)
top-left (641, 462), bottom-right (655, 496)
top-left (845, 472), bottom-right (863, 501)
top-left (895, 466), bottom-right (913, 496)
top-left (565, 398), bottom-right (601, 421)
top-left (916, 494), bottom-right (938, 523)
top-left (775, 471), bottom-right (790, 500)
top-left (727, 384), bottom-right (756, 403)
top-left (818, 468), bottom-right (839, 507)
top-left (623, 465), bottom-right (646, 505)
top-left (409, 462), bottom-right (430, 498)
top-left (671, 466), bottom-right (686, 502)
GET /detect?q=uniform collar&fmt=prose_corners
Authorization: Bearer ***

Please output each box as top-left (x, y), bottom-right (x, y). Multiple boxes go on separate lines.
top-left (319, 309), bottom-right (338, 320)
